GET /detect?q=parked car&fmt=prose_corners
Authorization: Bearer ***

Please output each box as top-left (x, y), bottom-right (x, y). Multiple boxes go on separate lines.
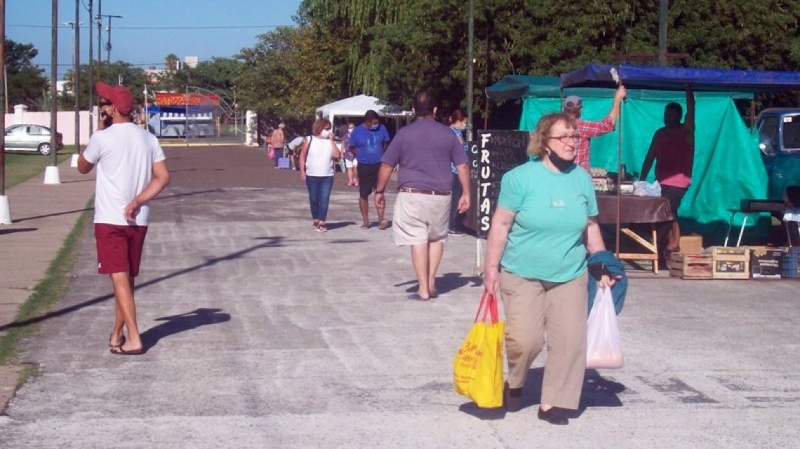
top-left (4, 124), bottom-right (64, 155)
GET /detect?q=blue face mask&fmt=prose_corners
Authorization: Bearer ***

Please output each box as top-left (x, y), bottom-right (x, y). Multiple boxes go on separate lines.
top-left (370, 124), bottom-right (379, 131)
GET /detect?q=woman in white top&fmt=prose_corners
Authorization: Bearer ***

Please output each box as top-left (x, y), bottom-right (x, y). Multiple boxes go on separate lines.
top-left (299, 118), bottom-right (340, 232)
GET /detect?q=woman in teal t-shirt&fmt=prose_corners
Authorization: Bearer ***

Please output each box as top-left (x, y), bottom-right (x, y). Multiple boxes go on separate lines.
top-left (483, 112), bottom-right (609, 426)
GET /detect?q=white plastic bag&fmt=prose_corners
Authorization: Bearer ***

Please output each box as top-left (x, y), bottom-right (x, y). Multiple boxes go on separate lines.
top-left (632, 180), bottom-right (661, 197)
top-left (586, 287), bottom-right (624, 369)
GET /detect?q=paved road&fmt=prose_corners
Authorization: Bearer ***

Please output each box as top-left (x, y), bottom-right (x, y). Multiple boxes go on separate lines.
top-left (1, 147), bottom-right (799, 448)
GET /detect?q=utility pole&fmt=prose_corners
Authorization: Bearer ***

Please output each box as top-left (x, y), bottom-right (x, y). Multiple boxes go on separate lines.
top-left (658, 0), bottom-right (668, 66)
top-left (466, 0), bottom-right (474, 142)
top-left (65, 20), bottom-right (82, 166)
top-left (96, 0), bottom-right (102, 84)
top-left (45, 0), bottom-right (60, 184)
top-left (88, 0), bottom-right (94, 136)
top-left (1, 0), bottom-right (9, 224)
top-left (74, 0), bottom-right (80, 161)
top-left (102, 14), bottom-right (122, 79)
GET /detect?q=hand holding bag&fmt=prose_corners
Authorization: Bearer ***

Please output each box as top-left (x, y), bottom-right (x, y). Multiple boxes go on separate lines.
top-left (267, 145), bottom-right (276, 160)
top-left (453, 291), bottom-right (505, 408)
top-left (586, 286), bottom-right (624, 369)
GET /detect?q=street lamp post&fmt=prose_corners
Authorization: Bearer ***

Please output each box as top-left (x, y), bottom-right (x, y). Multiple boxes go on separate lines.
top-left (102, 14), bottom-right (122, 80)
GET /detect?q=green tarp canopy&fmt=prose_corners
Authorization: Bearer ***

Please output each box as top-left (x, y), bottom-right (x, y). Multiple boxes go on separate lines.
top-left (487, 75), bottom-right (766, 245)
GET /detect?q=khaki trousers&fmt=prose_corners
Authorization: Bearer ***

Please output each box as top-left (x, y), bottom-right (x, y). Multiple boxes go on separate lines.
top-left (500, 270), bottom-right (588, 410)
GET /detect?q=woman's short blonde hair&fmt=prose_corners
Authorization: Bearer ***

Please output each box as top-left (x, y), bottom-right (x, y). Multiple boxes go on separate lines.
top-left (527, 112), bottom-right (578, 158)
top-left (312, 118), bottom-right (331, 136)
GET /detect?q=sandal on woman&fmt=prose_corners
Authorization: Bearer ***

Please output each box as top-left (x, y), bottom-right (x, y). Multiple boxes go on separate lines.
top-left (316, 223), bottom-right (328, 232)
top-left (108, 334), bottom-right (125, 348)
top-left (313, 219), bottom-right (320, 228)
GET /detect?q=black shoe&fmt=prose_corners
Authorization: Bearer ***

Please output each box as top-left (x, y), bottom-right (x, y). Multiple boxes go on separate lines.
top-left (504, 383), bottom-right (522, 412)
top-left (537, 407), bottom-right (568, 425)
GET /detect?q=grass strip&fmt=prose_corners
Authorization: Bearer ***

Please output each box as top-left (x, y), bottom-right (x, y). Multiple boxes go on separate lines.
top-left (0, 198), bottom-right (92, 365)
top-left (4, 149), bottom-right (76, 189)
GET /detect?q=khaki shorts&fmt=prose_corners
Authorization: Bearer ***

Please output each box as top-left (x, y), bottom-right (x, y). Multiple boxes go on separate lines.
top-left (392, 191), bottom-right (451, 245)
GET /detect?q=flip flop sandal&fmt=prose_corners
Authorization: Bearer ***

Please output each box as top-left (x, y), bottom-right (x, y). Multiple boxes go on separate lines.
top-left (108, 335), bottom-right (126, 348)
top-left (110, 346), bottom-right (143, 356)
top-left (407, 293), bottom-right (431, 301)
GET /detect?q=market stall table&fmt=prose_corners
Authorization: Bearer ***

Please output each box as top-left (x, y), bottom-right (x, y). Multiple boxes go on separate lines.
top-left (595, 194), bottom-right (673, 274)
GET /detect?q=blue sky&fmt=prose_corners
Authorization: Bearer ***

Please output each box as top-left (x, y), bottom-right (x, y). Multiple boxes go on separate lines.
top-left (7, 0), bottom-right (303, 79)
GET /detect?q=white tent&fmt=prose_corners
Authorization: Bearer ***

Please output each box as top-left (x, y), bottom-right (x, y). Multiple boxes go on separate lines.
top-left (315, 94), bottom-right (412, 125)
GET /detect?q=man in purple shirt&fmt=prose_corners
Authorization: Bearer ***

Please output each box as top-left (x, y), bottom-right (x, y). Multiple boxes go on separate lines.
top-left (375, 90), bottom-right (471, 301)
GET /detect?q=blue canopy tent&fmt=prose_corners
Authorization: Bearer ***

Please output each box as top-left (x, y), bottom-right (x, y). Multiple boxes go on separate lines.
top-left (560, 64), bottom-right (800, 93)
top-left (560, 64), bottom-right (800, 246)
top-left (483, 74), bottom-right (743, 100)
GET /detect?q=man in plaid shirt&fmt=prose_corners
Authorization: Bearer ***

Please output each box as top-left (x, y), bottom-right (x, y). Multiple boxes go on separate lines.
top-left (563, 86), bottom-right (627, 171)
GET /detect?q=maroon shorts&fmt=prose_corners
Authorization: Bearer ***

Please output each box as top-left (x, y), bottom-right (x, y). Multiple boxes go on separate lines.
top-left (94, 224), bottom-right (148, 276)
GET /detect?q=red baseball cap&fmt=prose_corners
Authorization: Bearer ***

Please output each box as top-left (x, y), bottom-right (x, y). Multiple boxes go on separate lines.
top-left (96, 82), bottom-right (134, 115)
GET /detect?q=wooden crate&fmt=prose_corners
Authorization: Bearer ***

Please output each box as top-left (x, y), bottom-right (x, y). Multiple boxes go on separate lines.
top-left (707, 246), bottom-right (750, 279)
top-left (669, 253), bottom-right (713, 279)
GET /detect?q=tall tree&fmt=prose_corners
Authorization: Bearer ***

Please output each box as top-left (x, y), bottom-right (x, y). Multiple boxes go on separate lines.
top-left (63, 62), bottom-right (149, 110)
top-left (234, 0), bottom-right (800, 127)
top-left (301, 0), bottom-right (408, 96)
top-left (157, 57), bottom-right (243, 101)
top-left (236, 25), bottom-right (347, 119)
top-left (4, 39), bottom-right (49, 111)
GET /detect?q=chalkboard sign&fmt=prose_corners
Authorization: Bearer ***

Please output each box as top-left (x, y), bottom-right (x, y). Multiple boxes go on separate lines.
top-left (465, 130), bottom-right (530, 237)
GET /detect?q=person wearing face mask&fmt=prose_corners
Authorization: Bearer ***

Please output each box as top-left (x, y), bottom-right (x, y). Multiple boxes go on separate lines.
top-left (640, 84), bottom-right (695, 259)
top-left (349, 110), bottom-right (391, 229)
top-left (343, 122), bottom-right (358, 186)
top-left (483, 112), bottom-right (609, 425)
top-left (299, 118), bottom-right (340, 232)
top-left (447, 109), bottom-right (469, 236)
top-left (78, 82), bottom-right (171, 356)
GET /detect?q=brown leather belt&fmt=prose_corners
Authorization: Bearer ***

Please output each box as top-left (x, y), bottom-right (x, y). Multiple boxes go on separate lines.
top-left (399, 187), bottom-right (452, 196)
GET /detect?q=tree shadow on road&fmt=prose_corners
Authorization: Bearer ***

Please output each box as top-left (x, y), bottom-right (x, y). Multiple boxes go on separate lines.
top-left (0, 227), bottom-right (37, 235)
top-left (13, 207), bottom-right (94, 223)
top-left (325, 221), bottom-right (357, 230)
top-left (140, 307), bottom-right (231, 352)
top-left (0, 237), bottom-right (283, 333)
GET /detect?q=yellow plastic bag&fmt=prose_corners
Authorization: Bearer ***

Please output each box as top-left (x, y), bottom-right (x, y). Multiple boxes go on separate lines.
top-left (453, 291), bottom-right (504, 408)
